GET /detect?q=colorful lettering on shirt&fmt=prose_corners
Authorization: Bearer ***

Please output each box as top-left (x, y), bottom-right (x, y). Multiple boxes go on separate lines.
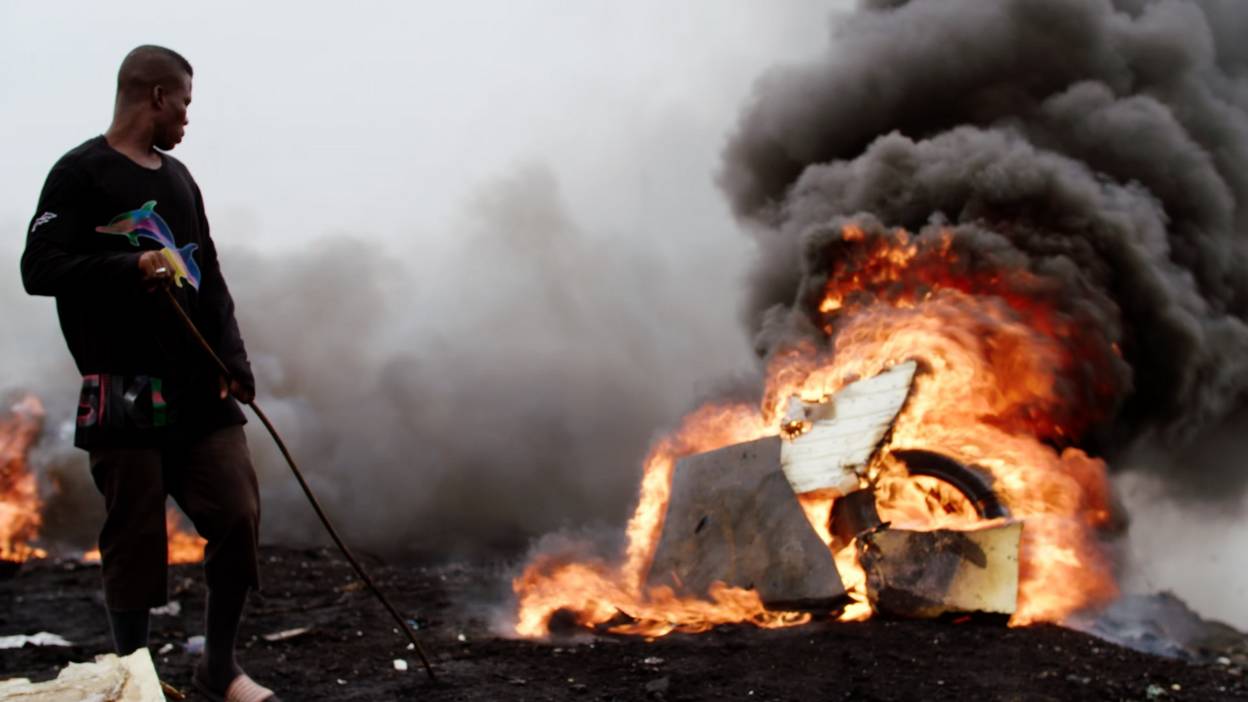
top-left (150, 377), bottom-right (167, 428)
top-left (95, 200), bottom-right (202, 289)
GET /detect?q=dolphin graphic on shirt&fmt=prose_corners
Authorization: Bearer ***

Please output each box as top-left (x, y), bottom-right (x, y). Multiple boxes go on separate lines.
top-left (95, 200), bottom-right (201, 289)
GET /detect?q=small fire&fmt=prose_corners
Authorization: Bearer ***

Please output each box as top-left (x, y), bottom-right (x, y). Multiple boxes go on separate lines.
top-left (83, 507), bottom-right (206, 565)
top-left (0, 394), bottom-right (47, 562)
top-left (165, 508), bottom-right (207, 564)
top-left (515, 223), bottom-right (1121, 636)
top-left (513, 402), bottom-right (800, 638)
top-left (0, 391), bottom-right (205, 566)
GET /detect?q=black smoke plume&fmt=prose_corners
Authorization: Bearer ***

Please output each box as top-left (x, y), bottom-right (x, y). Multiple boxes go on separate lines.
top-left (719, 0), bottom-right (1248, 479)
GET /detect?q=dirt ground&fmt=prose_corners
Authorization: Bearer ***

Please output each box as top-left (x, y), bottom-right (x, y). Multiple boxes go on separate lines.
top-left (2, 545), bottom-right (1245, 701)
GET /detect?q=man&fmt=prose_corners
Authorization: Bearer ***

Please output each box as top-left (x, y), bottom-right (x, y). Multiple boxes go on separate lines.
top-left (21, 46), bottom-right (279, 702)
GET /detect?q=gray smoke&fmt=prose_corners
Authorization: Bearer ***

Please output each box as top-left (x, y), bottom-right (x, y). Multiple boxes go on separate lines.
top-left (720, 0), bottom-right (1248, 476)
top-left (219, 164), bottom-right (754, 560)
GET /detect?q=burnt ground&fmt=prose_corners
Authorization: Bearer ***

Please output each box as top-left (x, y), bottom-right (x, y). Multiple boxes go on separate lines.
top-left (1, 545), bottom-right (1245, 701)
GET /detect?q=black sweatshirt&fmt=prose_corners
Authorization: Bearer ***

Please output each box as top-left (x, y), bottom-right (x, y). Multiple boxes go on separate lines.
top-left (21, 136), bottom-right (253, 449)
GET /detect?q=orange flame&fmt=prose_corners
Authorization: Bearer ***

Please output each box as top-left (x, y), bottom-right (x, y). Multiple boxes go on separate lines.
top-left (513, 403), bottom-right (804, 637)
top-left (0, 394), bottom-right (47, 561)
top-left (83, 507), bottom-right (206, 565)
top-left (0, 391), bottom-right (204, 567)
top-left (516, 223), bottom-right (1121, 635)
top-left (165, 508), bottom-right (207, 564)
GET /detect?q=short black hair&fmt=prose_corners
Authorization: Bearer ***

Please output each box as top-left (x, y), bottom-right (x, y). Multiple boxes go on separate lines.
top-left (116, 45), bottom-right (193, 103)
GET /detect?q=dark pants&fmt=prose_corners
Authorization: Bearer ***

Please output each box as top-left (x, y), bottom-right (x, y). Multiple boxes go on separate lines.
top-left (89, 424), bottom-right (261, 611)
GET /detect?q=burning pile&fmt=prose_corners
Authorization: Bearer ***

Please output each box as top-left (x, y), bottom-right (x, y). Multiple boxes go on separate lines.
top-left (515, 221), bottom-right (1117, 634)
top-left (515, 0), bottom-right (1248, 637)
top-left (0, 395), bottom-right (47, 562)
top-left (0, 393), bottom-right (205, 566)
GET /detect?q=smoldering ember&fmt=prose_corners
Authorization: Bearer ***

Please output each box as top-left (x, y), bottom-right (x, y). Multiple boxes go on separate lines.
top-left (4, 1), bottom-right (1248, 700)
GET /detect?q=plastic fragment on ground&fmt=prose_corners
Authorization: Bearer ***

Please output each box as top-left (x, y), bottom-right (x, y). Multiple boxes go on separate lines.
top-left (0, 632), bottom-right (71, 649)
top-left (261, 626), bottom-right (311, 642)
top-left (0, 647), bottom-right (163, 701)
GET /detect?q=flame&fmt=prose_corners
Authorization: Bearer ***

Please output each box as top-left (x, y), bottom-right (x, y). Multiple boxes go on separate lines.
top-left (165, 508), bottom-right (207, 564)
top-left (0, 395), bottom-right (47, 561)
top-left (0, 390), bottom-right (205, 567)
top-left (83, 507), bottom-right (206, 564)
top-left (513, 402), bottom-right (809, 637)
top-left (515, 223), bottom-right (1121, 635)
top-left (790, 225), bottom-right (1119, 624)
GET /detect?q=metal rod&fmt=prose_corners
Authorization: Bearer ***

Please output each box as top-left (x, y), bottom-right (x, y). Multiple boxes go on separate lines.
top-left (162, 288), bottom-right (437, 681)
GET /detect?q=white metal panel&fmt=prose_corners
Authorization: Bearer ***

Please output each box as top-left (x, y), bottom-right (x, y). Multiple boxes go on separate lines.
top-left (780, 360), bottom-right (917, 495)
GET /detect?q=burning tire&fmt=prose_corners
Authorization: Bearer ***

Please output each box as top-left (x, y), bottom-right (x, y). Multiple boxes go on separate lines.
top-left (888, 448), bottom-right (1008, 520)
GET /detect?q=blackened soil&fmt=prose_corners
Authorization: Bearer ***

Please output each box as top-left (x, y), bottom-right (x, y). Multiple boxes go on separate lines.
top-left (1, 546), bottom-right (1245, 701)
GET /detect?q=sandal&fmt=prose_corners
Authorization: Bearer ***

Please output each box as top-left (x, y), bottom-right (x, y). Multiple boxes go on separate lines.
top-left (192, 672), bottom-right (282, 702)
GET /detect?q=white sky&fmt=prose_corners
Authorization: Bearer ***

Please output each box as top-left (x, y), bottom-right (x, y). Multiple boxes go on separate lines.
top-left (1, 1), bottom-right (842, 253)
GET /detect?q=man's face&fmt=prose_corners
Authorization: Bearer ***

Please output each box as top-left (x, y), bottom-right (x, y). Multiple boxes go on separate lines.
top-left (153, 74), bottom-right (192, 151)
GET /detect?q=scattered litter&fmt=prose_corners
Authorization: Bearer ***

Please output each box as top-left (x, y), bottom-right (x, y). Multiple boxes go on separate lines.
top-left (158, 643), bottom-right (175, 655)
top-left (508, 678), bottom-right (527, 686)
top-left (185, 635), bottom-right (205, 655)
top-left (645, 676), bottom-right (670, 694)
top-left (1218, 657), bottom-right (1232, 666)
top-left (393, 659), bottom-right (408, 672)
top-left (0, 648), bottom-right (162, 699)
top-left (456, 633), bottom-right (467, 642)
top-left (642, 656), bottom-right (664, 666)
top-left (150, 600), bottom-right (181, 616)
top-left (0, 632), bottom-right (71, 649)
top-left (1145, 683), bottom-right (1166, 699)
top-left (262, 627), bottom-right (311, 643)
top-left (336, 678), bottom-right (347, 685)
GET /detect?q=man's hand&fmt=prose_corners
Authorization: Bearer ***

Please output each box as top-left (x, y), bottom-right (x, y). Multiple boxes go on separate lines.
top-left (138, 250), bottom-right (173, 292)
top-left (219, 375), bottom-right (255, 404)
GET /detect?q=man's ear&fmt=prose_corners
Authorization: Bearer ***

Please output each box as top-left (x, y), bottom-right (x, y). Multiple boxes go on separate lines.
top-left (151, 83), bottom-right (166, 109)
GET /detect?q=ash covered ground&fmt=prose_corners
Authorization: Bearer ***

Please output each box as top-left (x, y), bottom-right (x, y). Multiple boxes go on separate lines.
top-left (2, 546), bottom-right (1244, 701)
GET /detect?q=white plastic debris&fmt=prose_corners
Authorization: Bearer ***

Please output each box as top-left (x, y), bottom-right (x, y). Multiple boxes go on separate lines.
top-left (393, 659), bottom-right (408, 672)
top-left (0, 632), bottom-right (72, 649)
top-left (261, 627), bottom-right (311, 642)
top-left (149, 601), bottom-right (181, 617)
top-left (157, 643), bottom-right (174, 656)
top-left (0, 647), bottom-right (163, 701)
top-left (780, 361), bottom-right (917, 495)
top-left (184, 635), bottom-right (205, 655)
top-left (456, 633), bottom-right (467, 642)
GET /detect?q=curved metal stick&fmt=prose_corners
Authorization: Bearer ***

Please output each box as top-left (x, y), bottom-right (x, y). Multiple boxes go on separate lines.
top-left (163, 288), bottom-right (437, 681)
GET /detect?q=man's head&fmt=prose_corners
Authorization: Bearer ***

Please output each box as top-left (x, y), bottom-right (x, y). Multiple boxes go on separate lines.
top-left (115, 45), bottom-right (193, 150)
